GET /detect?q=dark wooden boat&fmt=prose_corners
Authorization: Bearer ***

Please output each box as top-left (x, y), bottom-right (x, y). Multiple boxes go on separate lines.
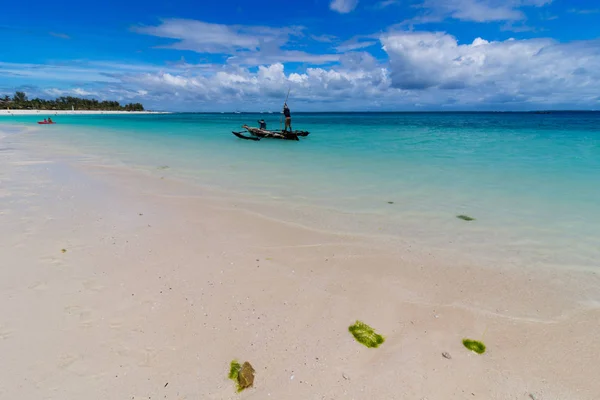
top-left (291, 130), bottom-right (310, 137)
top-left (233, 125), bottom-right (303, 141)
top-left (232, 131), bottom-right (260, 141)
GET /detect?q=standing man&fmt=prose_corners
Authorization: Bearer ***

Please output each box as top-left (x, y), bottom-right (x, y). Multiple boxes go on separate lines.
top-left (283, 103), bottom-right (292, 132)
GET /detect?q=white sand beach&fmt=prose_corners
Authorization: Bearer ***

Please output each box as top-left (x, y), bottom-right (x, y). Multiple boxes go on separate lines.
top-left (1, 125), bottom-right (599, 400)
top-left (0, 110), bottom-right (168, 116)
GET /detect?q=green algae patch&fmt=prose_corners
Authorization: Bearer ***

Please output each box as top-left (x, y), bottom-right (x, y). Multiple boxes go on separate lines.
top-left (463, 339), bottom-right (486, 354)
top-left (229, 360), bottom-right (241, 381)
top-left (228, 360), bottom-right (255, 392)
top-left (348, 320), bottom-right (385, 348)
top-left (457, 215), bottom-right (476, 221)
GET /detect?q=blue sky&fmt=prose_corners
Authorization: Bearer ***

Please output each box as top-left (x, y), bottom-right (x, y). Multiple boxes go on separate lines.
top-left (1, 0), bottom-right (600, 111)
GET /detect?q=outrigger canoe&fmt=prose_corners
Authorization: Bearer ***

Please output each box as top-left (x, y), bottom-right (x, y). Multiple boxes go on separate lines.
top-left (37, 121), bottom-right (56, 125)
top-left (232, 124), bottom-right (310, 141)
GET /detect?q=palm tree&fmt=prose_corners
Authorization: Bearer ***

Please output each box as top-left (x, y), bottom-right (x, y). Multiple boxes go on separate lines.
top-left (13, 91), bottom-right (28, 104)
top-left (1, 91), bottom-right (145, 111)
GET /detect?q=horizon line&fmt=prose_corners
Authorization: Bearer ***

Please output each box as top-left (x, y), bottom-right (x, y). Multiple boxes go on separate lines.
top-left (157, 110), bottom-right (600, 114)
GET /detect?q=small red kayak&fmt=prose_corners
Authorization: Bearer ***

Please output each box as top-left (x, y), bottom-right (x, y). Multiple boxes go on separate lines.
top-left (37, 121), bottom-right (56, 124)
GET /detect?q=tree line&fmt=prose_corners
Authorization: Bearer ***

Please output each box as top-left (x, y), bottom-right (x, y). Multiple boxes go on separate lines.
top-left (1, 91), bottom-right (145, 111)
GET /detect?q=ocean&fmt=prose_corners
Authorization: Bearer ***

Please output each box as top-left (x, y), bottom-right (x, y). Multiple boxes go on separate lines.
top-left (2, 112), bottom-right (599, 271)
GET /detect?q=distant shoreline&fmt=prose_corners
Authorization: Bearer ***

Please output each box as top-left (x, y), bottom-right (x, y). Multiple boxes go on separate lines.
top-left (0, 110), bottom-right (169, 116)
top-left (2, 109), bottom-right (598, 116)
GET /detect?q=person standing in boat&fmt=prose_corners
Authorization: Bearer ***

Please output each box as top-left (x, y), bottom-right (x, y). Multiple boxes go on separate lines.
top-left (283, 103), bottom-right (292, 132)
top-left (258, 119), bottom-right (267, 130)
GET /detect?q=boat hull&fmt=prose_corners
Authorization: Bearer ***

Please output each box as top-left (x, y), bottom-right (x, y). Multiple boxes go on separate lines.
top-left (232, 131), bottom-right (260, 141)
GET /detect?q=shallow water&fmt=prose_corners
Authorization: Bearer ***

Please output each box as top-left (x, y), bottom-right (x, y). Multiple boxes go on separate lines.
top-left (3, 112), bottom-right (600, 270)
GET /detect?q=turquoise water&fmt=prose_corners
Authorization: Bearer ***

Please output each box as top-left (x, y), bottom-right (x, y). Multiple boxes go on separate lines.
top-left (2, 112), bottom-right (600, 270)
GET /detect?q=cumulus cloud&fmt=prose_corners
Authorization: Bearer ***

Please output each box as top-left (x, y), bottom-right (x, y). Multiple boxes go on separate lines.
top-left (117, 62), bottom-right (391, 108)
top-left (330, 0), bottom-right (359, 13)
top-left (381, 31), bottom-right (600, 105)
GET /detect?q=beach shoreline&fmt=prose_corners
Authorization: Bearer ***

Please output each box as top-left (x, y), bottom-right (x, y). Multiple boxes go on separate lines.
top-left (0, 109), bottom-right (169, 116)
top-left (1, 124), bottom-right (599, 399)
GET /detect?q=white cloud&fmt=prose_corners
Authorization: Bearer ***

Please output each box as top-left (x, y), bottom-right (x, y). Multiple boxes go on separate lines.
top-left (45, 88), bottom-right (98, 97)
top-left (330, 0), bottom-right (359, 13)
top-left (133, 19), bottom-right (302, 54)
top-left (568, 8), bottom-right (600, 15)
top-left (381, 31), bottom-right (600, 105)
top-left (311, 34), bottom-right (338, 43)
top-left (132, 18), bottom-right (341, 66)
top-left (377, 0), bottom-right (400, 8)
top-left (411, 0), bottom-right (553, 23)
top-left (117, 62), bottom-right (391, 108)
top-left (227, 50), bottom-right (340, 66)
top-left (72, 88), bottom-right (97, 96)
top-left (0, 61), bottom-right (121, 83)
top-left (335, 40), bottom-right (378, 52)
top-left (0, 60), bottom-right (225, 84)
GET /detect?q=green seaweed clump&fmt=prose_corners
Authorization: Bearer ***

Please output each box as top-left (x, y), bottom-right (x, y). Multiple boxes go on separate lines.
top-left (348, 320), bottom-right (385, 348)
top-left (229, 360), bottom-right (241, 381)
top-left (157, 165), bottom-right (169, 170)
top-left (462, 339), bottom-right (486, 354)
top-left (457, 214), bottom-right (476, 221)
